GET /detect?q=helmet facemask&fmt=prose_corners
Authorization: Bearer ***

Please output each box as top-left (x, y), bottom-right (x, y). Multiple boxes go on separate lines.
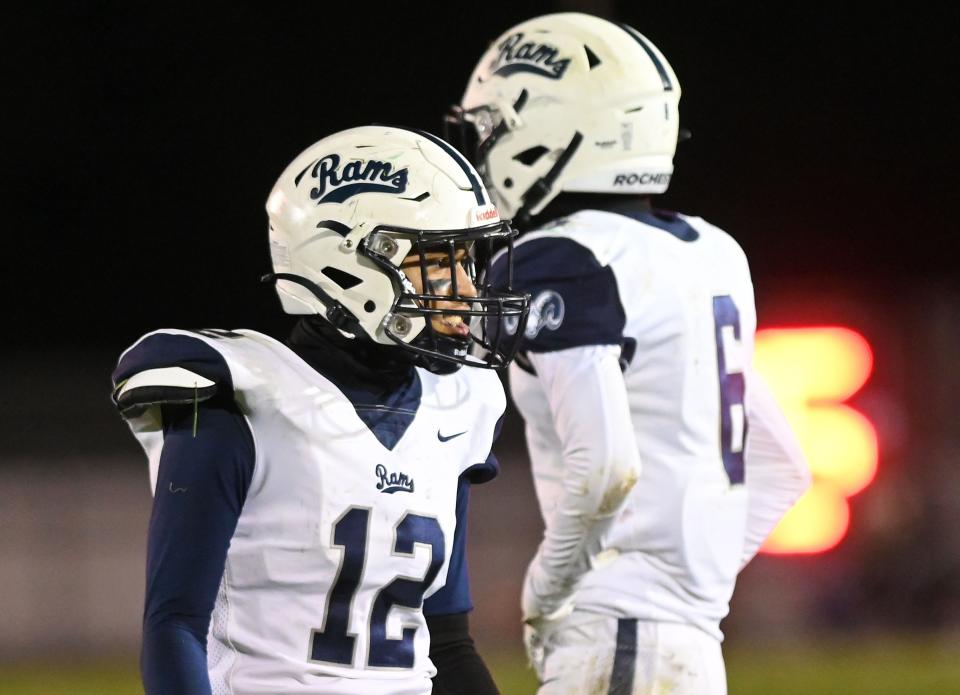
top-left (361, 221), bottom-right (529, 373)
top-left (265, 124), bottom-right (530, 374)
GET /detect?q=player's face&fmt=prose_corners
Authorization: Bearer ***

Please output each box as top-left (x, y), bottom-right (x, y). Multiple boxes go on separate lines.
top-left (400, 249), bottom-right (477, 337)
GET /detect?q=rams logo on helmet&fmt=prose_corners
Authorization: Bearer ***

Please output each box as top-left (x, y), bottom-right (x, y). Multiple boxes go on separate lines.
top-left (295, 154), bottom-right (409, 204)
top-left (490, 33), bottom-right (571, 80)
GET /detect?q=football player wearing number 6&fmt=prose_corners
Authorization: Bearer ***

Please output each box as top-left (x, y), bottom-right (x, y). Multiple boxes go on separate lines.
top-left (448, 13), bottom-right (812, 694)
top-left (110, 126), bottom-right (529, 694)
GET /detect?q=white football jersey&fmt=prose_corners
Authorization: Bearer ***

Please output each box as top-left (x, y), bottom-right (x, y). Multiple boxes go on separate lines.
top-left (502, 209), bottom-right (758, 640)
top-left (121, 328), bottom-right (504, 694)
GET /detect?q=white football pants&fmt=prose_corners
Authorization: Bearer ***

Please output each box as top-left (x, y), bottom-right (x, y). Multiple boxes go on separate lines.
top-left (535, 613), bottom-right (726, 695)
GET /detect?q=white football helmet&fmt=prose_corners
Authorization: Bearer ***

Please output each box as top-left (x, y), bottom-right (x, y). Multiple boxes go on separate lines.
top-left (264, 125), bottom-right (529, 372)
top-left (448, 13), bottom-right (682, 221)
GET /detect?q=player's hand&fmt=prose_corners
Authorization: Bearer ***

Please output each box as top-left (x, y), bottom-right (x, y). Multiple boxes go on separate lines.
top-left (521, 553), bottom-right (577, 628)
top-left (522, 621), bottom-right (547, 681)
top-left (521, 578), bottom-right (574, 684)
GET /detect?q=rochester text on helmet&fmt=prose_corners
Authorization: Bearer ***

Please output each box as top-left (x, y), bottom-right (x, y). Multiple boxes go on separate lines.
top-left (613, 172), bottom-right (672, 186)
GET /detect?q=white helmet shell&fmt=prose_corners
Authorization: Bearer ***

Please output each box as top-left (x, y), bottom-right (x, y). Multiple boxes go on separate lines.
top-left (457, 13), bottom-right (681, 219)
top-left (265, 125), bottom-right (501, 347)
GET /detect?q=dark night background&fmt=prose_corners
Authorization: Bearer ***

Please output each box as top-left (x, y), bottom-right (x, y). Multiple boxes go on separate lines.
top-left (4, 2), bottom-right (957, 349)
top-left (4, 0), bottom-right (956, 454)
top-left (1, 1), bottom-right (959, 690)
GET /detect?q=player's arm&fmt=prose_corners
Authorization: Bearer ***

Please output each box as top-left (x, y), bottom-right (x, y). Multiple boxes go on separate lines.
top-left (522, 345), bottom-right (641, 621)
top-left (491, 238), bottom-right (641, 622)
top-left (425, 437), bottom-right (502, 694)
top-left (113, 334), bottom-right (254, 695)
top-left (740, 369), bottom-right (812, 567)
top-left (139, 396), bottom-right (253, 695)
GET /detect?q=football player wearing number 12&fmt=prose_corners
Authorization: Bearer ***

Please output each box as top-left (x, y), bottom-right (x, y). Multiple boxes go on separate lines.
top-left (110, 126), bottom-right (529, 694)
top-left (449, 13), bottom-right (812, 695)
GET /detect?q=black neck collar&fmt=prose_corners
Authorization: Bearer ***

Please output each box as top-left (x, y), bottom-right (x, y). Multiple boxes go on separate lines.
top-left (287, 317), bottom-right (416, 393)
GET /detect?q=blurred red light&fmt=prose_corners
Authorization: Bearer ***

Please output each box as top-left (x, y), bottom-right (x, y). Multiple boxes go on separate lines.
top-left (755, 327), bottom-right (877, 554)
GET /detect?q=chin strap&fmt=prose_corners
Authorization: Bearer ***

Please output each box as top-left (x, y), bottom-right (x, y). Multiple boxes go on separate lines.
top-left (517, 131), bottom-right (584, 226)
top-left (261, 272), bottom-right (361, 334)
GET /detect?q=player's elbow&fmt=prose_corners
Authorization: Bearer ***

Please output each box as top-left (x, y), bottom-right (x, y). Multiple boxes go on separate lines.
top-left (589, 452), bottom-right (640, 519)
top-left (561, 439), bottom-right (640, 519)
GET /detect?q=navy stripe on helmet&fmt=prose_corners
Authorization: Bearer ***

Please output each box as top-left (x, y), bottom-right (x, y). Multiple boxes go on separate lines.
top-left (619, 25), bottom-right (673, 92)
top-left (394, 126), bottom-right (488, 206)
top-left (294, 159), bottom-right (316, 186)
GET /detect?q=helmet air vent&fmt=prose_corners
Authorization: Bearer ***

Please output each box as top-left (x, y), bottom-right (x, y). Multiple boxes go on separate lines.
top-left (513, 145), bottom-right (550, 166)
top-left (584, 44), bottom-right (602, 70)
top-left (321, 266), bottom-right (363, 290)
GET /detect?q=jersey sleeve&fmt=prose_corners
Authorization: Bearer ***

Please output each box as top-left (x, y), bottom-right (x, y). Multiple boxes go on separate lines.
top-left (740, 370), bottom-right (812, 567)
top-left (521, 345), bottom-right (642, 619)
top-left (487, 237), bottom-right (625, 353)
top-left (112, 331), bottom-right (240, 493)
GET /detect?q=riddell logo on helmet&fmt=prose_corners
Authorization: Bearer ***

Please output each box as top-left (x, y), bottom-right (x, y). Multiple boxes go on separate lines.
top-left (473, 206), bottom-right (500, 223)
top-left (613, 173), bottom-right (672, 186)
top-left (296, 154), bottom-right (409, 204)
top-left (491, 33), bottom-right (570, 80)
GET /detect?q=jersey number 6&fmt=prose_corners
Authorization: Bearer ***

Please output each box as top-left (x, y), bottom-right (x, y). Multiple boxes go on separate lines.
top-left (713, 295), bottom-right (746, 485)
top-left (310, 506), bottom-right (445, 669)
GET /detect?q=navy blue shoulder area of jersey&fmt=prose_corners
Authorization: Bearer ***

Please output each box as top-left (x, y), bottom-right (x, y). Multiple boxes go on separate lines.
top-left (461, 413), bottom-right (503, 485)
top-left (113, 332), bottom-right (234, 391)
top-left (625, 208), bottom-right (699, 242)
top-left (488, 236), bottom-right (625, 353)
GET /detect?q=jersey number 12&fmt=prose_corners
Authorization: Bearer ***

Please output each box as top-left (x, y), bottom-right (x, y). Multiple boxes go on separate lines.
top-left (310, 507), bottom-right (444, 669)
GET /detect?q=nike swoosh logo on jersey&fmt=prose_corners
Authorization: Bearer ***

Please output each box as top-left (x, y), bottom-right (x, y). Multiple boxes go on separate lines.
top-left (437, 430), bottom-right (467, 442)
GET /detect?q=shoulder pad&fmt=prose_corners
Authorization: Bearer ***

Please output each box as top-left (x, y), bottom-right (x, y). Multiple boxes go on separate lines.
top-left (112, 331), bottom-right (235, 417)
top-left (489, 237), bottom-right (623, 352)
top-left (114, 367), bottom-right (218, 417)
top-left (488, 236), bottom-right (601, 305)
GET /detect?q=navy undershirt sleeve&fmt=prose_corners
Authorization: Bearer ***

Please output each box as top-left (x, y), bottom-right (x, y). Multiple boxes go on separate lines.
top-left (141, 399), bottom-right (254, 695)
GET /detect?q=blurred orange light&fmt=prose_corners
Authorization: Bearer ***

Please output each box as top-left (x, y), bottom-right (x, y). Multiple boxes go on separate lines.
top-left (762, 483), bottom-right (850, 554)
top-left (755, 327), bottom-right (877, 554)
top-left (753, 327), bottom-right (872, 402)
